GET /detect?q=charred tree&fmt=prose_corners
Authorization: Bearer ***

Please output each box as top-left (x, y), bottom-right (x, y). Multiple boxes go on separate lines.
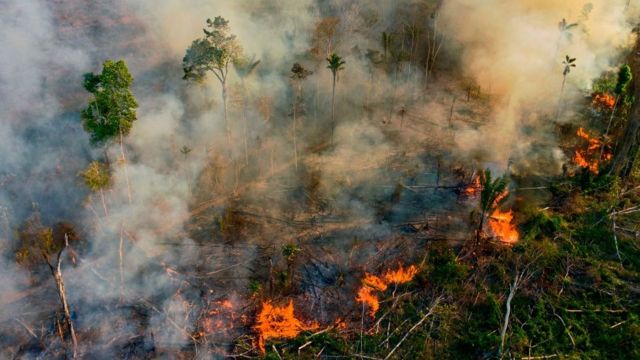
top-left (44, 234), bottom-right (78, 359)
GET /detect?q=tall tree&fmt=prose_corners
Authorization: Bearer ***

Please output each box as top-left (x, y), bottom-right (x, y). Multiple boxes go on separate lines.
top-left (183, 16), bottom-right (242, 145)
top-left (326, 53), bottom-right (345, 145)
top-left (476, 169), bottom-right (509, 244)
top-left (233, 55), bottom-right (260, 166)
top-left (612, 38), bottom-right (640, 177)
top-left (601, 65), bottom-right (632, 158)
top-left (556, 55), bottom-right (576, 121)
top-left (81, 59), bottom-right (138, 204)
top-left (290, 63), bottom-right (313, 170)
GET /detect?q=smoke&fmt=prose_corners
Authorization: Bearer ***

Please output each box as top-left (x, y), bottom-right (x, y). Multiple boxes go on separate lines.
top-left (440, 0), bottom-right (636, 173)
top-left (0, 0), bottom-right (637, 357)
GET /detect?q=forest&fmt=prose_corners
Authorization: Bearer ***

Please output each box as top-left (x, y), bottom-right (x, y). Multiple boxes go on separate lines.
top-left (1, 0), bottom-right (639, 359)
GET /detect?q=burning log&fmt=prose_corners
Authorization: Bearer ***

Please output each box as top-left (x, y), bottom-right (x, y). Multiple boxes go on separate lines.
top-left (255, 300), bottom-right (318, 353)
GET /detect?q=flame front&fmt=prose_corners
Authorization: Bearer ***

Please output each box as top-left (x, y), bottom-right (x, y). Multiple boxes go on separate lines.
top-left (356, 265), bottom-right (419, 317)
top-left (255, 300), bottom-right (318, 353)
top-left (572, 127), bottom-right (612, 174)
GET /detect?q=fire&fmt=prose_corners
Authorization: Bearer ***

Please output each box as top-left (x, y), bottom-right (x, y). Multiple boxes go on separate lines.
top-left (487, 190), bottom-right (519, 244)
top-left (199, 298), bottom-right (238, 339)
top-left (572, 127), bottom-right (612, 174)
top-left (356, 265), bottom-right (419, 317)
top-left (255, 300), bottom-right (318, 353)
top-left (592, 92), bottom-right (616, 110)
top-left (363, 273), bottom-right (388, 291)
top-left (488, 208), bottom-right (519, 244)
top-left (383, 265), bottom-right (419, 283)
top-left (463, 174), bottom-right (481, 197)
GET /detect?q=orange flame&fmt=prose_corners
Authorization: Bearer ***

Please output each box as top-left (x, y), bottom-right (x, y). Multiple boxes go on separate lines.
top-left (572, 127), bottom-right (612, 174)
top-left (488, 208), bottom-right (519, 244)
top-left (463, 174), bottom-right (481, 197)
top-left (592, 93), bottom-right (616, 110)
top-left (383, 265), bottom-right (419, 284)
top-left (487, 190), bottom-right (519, 244)
top-left (255, 300), bottom-right (318, 353)
top-left (356, 265), bottom-right (419, 317)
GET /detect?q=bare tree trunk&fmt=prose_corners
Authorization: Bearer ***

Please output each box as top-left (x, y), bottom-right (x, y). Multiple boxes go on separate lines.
top-left (222, 81), bottom-right (230, 147)
top-left (476, 211), bottom-right (485, 245)
top-left (119, 128), bottom-right (132, 204)
top-left (555, 75), bottom-right (567, 121)
top-left (600, 95), bottom-right (619, 160)
top-left (45, 235), bottom-right (78, 359)
top-left (500, 272), bottom-right (522, 357)
top-left (119, 223), bottom-right (125, 302)
top-left (293, 83), bottom-right (299, 170)
top-left (241, 80), bottom-right (249, 166)
top-left (331, 72), bottom-right (336, 146)
top-left (99, 189), bottom-right (109, 218)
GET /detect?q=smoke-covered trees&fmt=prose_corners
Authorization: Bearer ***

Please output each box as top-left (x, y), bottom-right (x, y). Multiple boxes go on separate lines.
top-left (81, 59), bottom-right (137, 203)
top-left (233, 55), bottom-right (260, 166)
top-left (326, 53), bottom-right (345, 145)
top-left (79, 161), bottom-right (111, 218)
top-left (290, 63), bottom-right (312, 170)
top-left (81, 60), bottom-right (138, 145)
top-left (183, 16), bottom-right (242, 144)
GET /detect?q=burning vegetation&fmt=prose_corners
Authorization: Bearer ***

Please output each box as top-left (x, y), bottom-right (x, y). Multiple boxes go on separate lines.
top-left (573, 127), bottom-right (612, 174)
top-left (255, 300), bottom-right (318, 353)
top-left (2, 1), bottom-right (640, 359)
top-left (356, 265), bottom-right (419, 317)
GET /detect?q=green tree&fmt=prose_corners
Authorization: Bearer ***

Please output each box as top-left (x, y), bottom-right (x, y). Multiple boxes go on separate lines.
top-left (476, 169), bottom-right (510, 244)
top-left (183, 16), bottom-right (242, 145)
top-left (79, 161), bottom-right (111, 217)
top-left (81, 59), bottom-right (138, 203)
top-left (326, 53), bottom-right (345, 145)
top-left (602, 65), bottom-right (632, 158)
top-left (233, 55), bottom-right (260, 166)
top-left (81, 60), bottom-right (138, 145)
top-left (290, 63), bottom-right (313, 170)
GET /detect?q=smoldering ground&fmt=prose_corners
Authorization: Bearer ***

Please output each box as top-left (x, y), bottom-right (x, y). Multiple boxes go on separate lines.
top-left (0, 0), bottom-right (637, 357)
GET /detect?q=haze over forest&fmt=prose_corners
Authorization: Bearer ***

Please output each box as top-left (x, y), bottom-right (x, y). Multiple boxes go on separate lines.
top-left (1, 1), bottom-right (640, 359)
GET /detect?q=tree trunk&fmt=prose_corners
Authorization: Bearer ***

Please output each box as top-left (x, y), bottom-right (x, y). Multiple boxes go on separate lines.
top-left (99, 189), bottom-right (109, 218)
top-left (119, 127), bottom-right (132, 204)
top-left (476, 211), bottom-right (485, 245)
top-left (293, 82), bottom-right (299, 170)
top-left (331, 72), bottom-right (336, 146)
top-left (600, 95), bottom-right (619, 160)
top-left (500, 273), bottom-right (521, 357)
top-left (46, 235), bottom-right (78, 359)
top-left (222, 81), bottom-right (230, 146)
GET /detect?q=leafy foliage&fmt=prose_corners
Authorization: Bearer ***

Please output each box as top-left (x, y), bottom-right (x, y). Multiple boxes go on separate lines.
top-left (81, 60), bottom-right (138, 145)
top-left (79, 161), bottom-right (111, 192)
top-left (183, 16), bottom-right (242, 83)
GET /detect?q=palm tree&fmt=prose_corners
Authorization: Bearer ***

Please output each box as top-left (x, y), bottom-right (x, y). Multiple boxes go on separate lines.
top-left (476, 169), bottom-right (510, 244)
top-left (290, 63), bottom-right (313, 170)
top-left (556, 55), bottom-right (576, 121)
top-left (326, 53), bottom-right (346, 145)
top-left (233, 55), bottom-right (261, 166)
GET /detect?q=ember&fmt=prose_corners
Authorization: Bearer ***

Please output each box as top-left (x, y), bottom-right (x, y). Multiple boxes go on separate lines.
top-left (255, 300), bottom-right (318, 353)
top-left (572, 127), bottom-right (612, 174)
top-left (356, 265), bottom-right (419, 317)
